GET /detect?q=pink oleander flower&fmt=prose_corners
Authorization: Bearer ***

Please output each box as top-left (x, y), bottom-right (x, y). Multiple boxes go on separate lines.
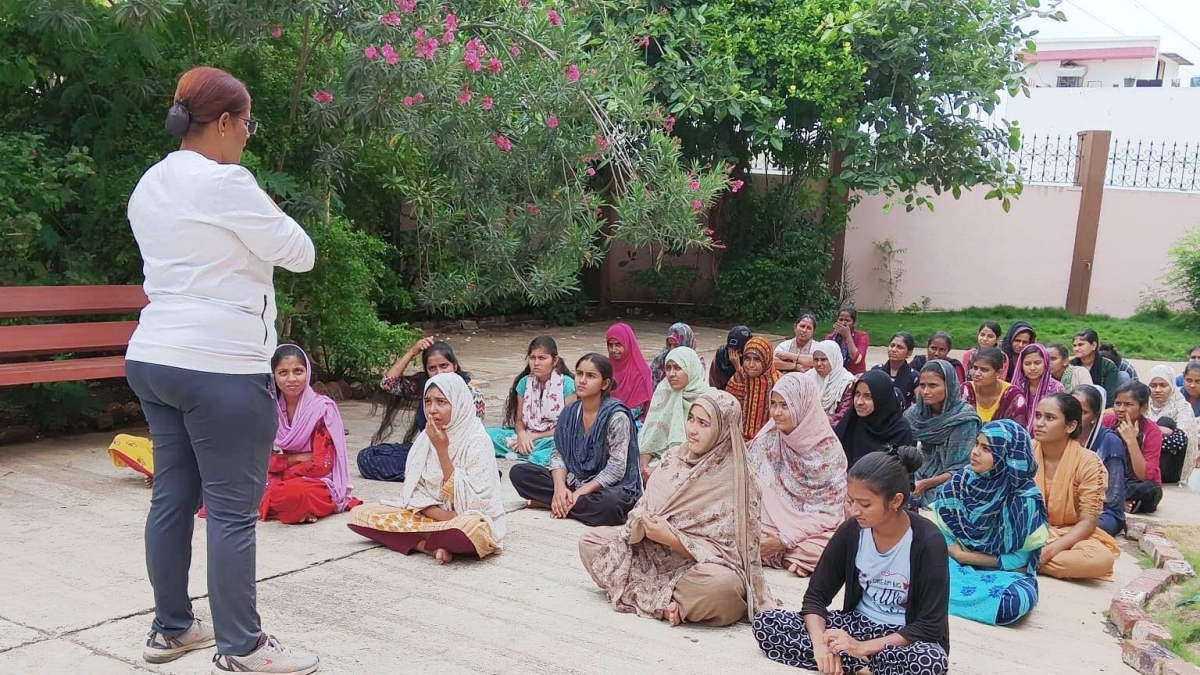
top-left (548, 9), bottom-right (562, 26)
top-left (457, 87), bottom-right (473, 105)
top-left (692, 199), bottom-right (704, 211)
top-left (414, 27), bottom-right (426, 40)
top-left (730, 179), bottom-right (745, 193)
top-left (688, 178), bottom-right (700, 191)
top-left (397, 0), bottom-right (417, 11)
top-left (495, 135), bottom-right (513, 152)
top-left (664, 115), bottom-right (676, 133)
top-left (639, 36), bottom-right (650, 47)
top-left (565, 64), bottom-right (580, 82)
top-left (314, 90), bottom-right (334, 104)
top-left (416, 92), bottom-right (425, 102)
top-left (526, 203), bottom-right (541, 215)
top-left (382, 43), bottom-right (399, 65)
top-left (466, 38), bottom-right (484, 55)
top-left (510, 43), bottom-right (521, 58)
top-left (464, 52), bottom-right (482, 72)
top-left (595, 134), bottom-right (610, 150)
top-left (489, 58), bottom-right (503, 73)
top-left (445, 13), bottom-right (458, 30)
top-left (416, 38), bottom-right (439, 60)
top-left (547, 116), bottom-right (559, 128)
top-left (520, 0), bottom-right (529, 8)
top-left (271, 25), bottom-right (283, 38)
top-left (586, 167), bottom-right (596, 176)
top-left (403, 96), bottom-right (415, 107)
top-left (443, 30), bottom-right (456, 43)
top-left (482, 97), bottom-right (494, 110)
top-left (705, 228), bottom-right (716, 238)
top-left (364, 45), bottom-right (379, 60)
top-left (381, 12), bottom-right (402, 26)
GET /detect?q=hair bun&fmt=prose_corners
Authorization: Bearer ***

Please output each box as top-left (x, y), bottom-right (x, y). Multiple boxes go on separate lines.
top-left (165, 101), bottom-right (192, 137)
top-left (888, 444), bottom-right (925, 474)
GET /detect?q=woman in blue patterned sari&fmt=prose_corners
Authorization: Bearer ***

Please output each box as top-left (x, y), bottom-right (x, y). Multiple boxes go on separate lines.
top-left (930, 419), bottom-right (1049, 626)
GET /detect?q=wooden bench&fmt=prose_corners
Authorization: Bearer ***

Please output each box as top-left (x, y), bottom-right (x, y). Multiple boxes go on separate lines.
top-left (0, 286), bottom-right (149, 387)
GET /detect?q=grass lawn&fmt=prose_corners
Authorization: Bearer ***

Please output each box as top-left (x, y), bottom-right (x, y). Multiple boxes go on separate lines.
top-left (765, 306), bottom-right (1198, 362)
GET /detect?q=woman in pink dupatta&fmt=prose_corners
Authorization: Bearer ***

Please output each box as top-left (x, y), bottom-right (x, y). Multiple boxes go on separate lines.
top-left (1011, 343), bottom-right (1065, 434)
top-left (264, 344), bottom-right (360, 524)
top-left (606, 323), bottom-right (655, 420)
top-left (748, 372), bottom-right (847, 576)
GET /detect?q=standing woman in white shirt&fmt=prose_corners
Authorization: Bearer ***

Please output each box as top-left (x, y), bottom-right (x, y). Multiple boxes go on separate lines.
top-left (124, 67), bottom-right (319, 675)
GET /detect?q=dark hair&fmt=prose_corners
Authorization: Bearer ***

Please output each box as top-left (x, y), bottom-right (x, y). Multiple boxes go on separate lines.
top-left (167, 66), bottom-right (251, 137)
top-left (271, 344), bottom-right (307, 371)
top-left (1073, 328), bottom-right (1100, 346)
top-left (576, 353), bottom-right (616, 398)
top-left (848, 446), bottom-right (925, 502)
top-left (1184, 362), bottom-right (1200, 377)
top-left (1097, 341), bottom-right (1124, 367)
top-left (973, 347), bottom-right (1006, 372)
top-left (1158, 417), bottom-right (1178, 431)
top-left (371, 341), bottom-right (468, 445)
top-left (837, 305), bottom-right (858, 323)
top-left (1190, 343), bottom-right (1200, 356)
top-left (927, 331), bottom-right (953, 349)
top-left (1115, 381), bottom-right (1150, 410)
top-left (1073, 383), bottom-right (1104, 418)
top-left (1043, 392), bottom-right (1084, 439)
top-left (795, 312), bottom-right (818, 329)
top-left (978, 321), bottom-right (1002, 339)
top-left (890, 331), bottom-right (915, 352)
top-left (504, 336), bottom-right (572, 427)
top-left (1047, 343), bottom-right (1070, 361)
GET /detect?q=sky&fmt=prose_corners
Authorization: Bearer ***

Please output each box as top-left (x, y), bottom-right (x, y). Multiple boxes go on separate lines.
top-left (1022, 0), bottom-right (1200, 80)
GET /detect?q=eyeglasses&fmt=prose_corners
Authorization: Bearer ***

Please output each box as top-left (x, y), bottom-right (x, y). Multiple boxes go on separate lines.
top-left (235, 116), bottom-right (259, 136)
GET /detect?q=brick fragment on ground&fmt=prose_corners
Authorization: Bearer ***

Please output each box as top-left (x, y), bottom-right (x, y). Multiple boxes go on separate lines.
top-left (1123, 639), bottom-right (1180, 675)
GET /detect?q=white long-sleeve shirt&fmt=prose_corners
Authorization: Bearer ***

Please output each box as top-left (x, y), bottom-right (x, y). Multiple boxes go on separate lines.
top-left (126, 150), bottom-right (314, 374)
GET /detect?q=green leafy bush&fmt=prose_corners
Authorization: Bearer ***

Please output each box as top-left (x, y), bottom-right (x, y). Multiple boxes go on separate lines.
top-left (279, 216), bottom-right (419, 382)
top-left (0, 383), bottom-right (101, 432)
top-left (632, 264), bottom-right (701, 306)
top-left (1169, 227), bottom-right (1200, 318)
top-left (714, 184), bottom-right (836, 324)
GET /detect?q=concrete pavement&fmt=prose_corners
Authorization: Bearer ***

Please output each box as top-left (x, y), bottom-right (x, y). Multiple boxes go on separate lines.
top-left (0, 320), bottom-right (1195, 674)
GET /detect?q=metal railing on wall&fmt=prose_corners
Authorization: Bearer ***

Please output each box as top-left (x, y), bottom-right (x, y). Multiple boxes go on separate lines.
top-left (1004, 134), bottom-right (1080, 185)
top-left (1105, 138), bottom-right (1200, 192)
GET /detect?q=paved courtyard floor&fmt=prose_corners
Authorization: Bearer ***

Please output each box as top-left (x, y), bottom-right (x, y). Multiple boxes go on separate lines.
top-left (1, 320), bottom-right (1195, 674)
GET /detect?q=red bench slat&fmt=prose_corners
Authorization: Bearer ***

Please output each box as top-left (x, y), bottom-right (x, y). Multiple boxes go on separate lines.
top-left (0, 285), bottom-right (148, 318)
top-left (0, 356), bottom-right (128, 387)
top-left (0, 321), bottom-right (139, 357)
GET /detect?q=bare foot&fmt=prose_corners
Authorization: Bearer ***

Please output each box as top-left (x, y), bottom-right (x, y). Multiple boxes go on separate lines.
top-left (143, 476), bottom-right (154, 488)
top-left (525, 500), bottom-right (551, 510)
top-left (302, 515), bottom-right (318, 524)
top-left (434, 548), bottom-right (454, 564)
top-left (664, 601), bottom-right (682, 627)
top-left (787, 563), bottom-right (810, 577)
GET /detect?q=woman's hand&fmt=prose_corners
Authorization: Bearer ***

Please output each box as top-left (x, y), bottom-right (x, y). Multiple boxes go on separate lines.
top-left (1040, 540), bottom-right (1065, 566)
top-left (825, 629), bottom-right (868, 660)
top-left (811, 633), bottom-right (844, 675)
top-left (551, 485), bottom-right (576, 518)
top-left (514, 430), bottom-right (534, 455)
top-left (407, 336), bottom-right (436, 358)
top-left (912, 478), bottom-right (930, 498)
top-left (834, 321), bottom-right (852, 340)
top-left (643, 514), bottom-right (673, 545)
top-left (760, 533), bottom-right (786, 558)
top-left (947, 541), bottom-right (965, 563)
top-left (1117, 419), bottom-right (1139, 447)
top-left (429, 420), bottom-right (450, 455)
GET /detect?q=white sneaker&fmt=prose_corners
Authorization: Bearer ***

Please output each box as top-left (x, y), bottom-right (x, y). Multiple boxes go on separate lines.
top-left (142, 619), bottom-right (217, 664)
top-left (211, 634), bottom-right (319, 675)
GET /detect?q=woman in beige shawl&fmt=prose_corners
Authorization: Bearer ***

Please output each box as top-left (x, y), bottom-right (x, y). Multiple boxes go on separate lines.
top-left (1147, 364), bottom-right (1199, 484)
top-left (349, 373), bottom-right (506, 562)
top-left (749, 373), bottom-right (847, 576)
top-left (579, 390), bottom-right (776, 627)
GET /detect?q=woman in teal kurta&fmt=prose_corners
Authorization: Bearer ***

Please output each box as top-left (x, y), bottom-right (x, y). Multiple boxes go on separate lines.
top-left (930, 419), bottom-right (1049, 626)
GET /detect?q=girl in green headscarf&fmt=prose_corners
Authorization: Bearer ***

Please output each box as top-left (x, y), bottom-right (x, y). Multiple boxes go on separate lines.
top-left (637, 347), bottom-right (712, 482)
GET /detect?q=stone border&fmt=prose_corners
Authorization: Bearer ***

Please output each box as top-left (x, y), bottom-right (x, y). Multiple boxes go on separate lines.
top-left (1111, 519), bottom-right (1200, 675)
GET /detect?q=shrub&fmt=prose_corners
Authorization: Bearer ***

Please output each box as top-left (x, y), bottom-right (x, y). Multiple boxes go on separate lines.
top-left (1169, 227), bottom-right (1200, 318)
top-left (714, 184), bottom-right (836, 324)
top-left (0, 382), bottom-right (102, 432)
top-left (632, 264), bottom-right (701, 306)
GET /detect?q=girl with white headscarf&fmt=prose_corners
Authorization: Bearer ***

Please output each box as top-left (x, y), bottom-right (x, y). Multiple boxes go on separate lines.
top-left (1147, 364), bottom-right (1198, 484)
top-left (807, 340), bottom-right (857, 427)
top-left (349, 373), bottom-right (506, 562)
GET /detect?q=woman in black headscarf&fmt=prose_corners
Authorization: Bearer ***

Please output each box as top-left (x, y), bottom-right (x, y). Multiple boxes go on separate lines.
top-left (1000, 321), bottom-right (1036, 381)
top-left (710, 325), bottom-right (752, 390)
top-left (834, 370), bottom-right (914, 468)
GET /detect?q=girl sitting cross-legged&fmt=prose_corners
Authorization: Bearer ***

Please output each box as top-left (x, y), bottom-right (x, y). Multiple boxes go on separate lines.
top-left (487, 336), bottom-right (577, 466)
top-left (510, 354), bottom-right (643, 527)
top-left (754, 446), bottom-right (949, 675)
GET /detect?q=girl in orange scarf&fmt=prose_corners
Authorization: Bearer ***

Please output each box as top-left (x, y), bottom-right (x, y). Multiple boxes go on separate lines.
top-left (726, 336), bottom-right (781, 440)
